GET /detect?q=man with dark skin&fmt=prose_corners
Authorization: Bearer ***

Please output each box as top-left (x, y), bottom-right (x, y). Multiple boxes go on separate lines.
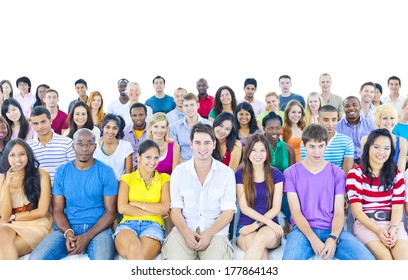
top-left (29, 128), bottom-right (118, 260)
top-left (107, 79), bottom-right (130, 124)
top-left (196, 78), bottom-right (214, 119)
top-left (335, 96), bottom-right (376, 166)
top-left (122, 103), bottom-right (149, 168)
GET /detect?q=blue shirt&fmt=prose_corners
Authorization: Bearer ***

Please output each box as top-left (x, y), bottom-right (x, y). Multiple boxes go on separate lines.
top-left (300, 132), bottom-right (354, 168)
top-left (169, 116), bottom-right (212, 161)
top-left (52, 159), bottom-right (118, 225)
top-left (166, 108), bottom-right (185, 125)
top-left (335, 117), bottom-right (376, 160)
top-left (393, 123), bottom-right (408, 142)
top-left (279, 93), bottom-right (305, 111)
top-left (145, 94), bottom-right (176, 114)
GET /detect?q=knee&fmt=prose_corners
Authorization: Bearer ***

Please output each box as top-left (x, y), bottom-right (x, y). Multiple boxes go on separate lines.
top-left (0, 226), bottom-right (14, 243)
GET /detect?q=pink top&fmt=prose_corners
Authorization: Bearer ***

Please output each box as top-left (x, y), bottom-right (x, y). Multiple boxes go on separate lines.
top-left (156, 142), bottom-right (174, 175)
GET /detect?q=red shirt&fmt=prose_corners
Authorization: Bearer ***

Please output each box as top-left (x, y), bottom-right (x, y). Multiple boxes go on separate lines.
top-left (52, 109), bottom-right (69, 135)
top-left (198, 94), bottom-right (214, 118)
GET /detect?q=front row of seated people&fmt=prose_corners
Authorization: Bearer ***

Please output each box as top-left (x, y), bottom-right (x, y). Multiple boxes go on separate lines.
top-left (0, 123), bottom-right (408, 260)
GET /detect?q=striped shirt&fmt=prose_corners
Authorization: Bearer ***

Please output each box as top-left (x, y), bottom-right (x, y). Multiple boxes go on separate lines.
top-left (300, 132), bottom-right (354, 168)
top-left (346, 165), bottom-right (405, 213)
top-left (27, 132), bottom-right (76, 183)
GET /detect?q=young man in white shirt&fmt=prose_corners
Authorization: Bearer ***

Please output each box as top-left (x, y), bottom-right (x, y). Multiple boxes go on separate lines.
top-left (162, 123), bottom-right (236, 260)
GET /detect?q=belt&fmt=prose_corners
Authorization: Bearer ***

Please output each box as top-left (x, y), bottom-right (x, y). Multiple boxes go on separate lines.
top-left (366, 211), bottom-right (391, 221)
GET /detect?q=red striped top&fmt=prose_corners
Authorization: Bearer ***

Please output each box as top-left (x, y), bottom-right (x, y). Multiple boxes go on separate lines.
top-left (346, 165), bottom-right (405, 213)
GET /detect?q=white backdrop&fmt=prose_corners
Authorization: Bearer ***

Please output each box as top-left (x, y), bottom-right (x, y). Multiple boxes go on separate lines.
top-left (1, 0), bottom-right (407, 112)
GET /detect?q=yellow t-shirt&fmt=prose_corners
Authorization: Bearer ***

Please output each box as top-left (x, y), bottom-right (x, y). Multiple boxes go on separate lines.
top-left (119, 170), bottom-right (170, 228)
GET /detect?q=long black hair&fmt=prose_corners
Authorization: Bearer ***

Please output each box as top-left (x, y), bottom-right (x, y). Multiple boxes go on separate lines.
top-left (33, 84), bottom-right (50, 108)
top-left (212, 112), bottom-right (238, 161)
top-left (1, 98), bottom-right (30, 139)
top-left (361, 128), bottom-right (397, 191)
top-left (234, 102), bottom-right (258, 134)
top-left (67, 101), bottom-right (94, 139)
top-left (101, 114), bottom-right (125, 139)
top-left (0, 139), bottom-right (41, 209)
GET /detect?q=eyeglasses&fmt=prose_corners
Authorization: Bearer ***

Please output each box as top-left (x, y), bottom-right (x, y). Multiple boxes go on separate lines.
top-left (74, 142), bottom-right (96, 148)
top-left (18, 82), bottom-right (28, 87)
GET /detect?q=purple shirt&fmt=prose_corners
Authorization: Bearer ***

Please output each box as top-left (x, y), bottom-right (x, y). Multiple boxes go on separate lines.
top-left (235, 167), bottom-right (284, 227)
top-left (335, 116), bottom-right (376, 160)
top-left (283, 162), bottom-right (346, 229)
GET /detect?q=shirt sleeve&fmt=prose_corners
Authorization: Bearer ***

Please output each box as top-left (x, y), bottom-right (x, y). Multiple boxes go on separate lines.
top-left (344, 136), bottom-right (354, 158)
top-left (101, 163), bottom-right (119, 196)
top-left (170, 167), bottom-right (184, 209)
top-left (272, 168), bottom-right (284, 184)
top-left (392, 171), bottom-right (406, 205)
top-left (283, 166), bottom-right (296, 193)
top-left (300, 143), bottom-right (306, 160)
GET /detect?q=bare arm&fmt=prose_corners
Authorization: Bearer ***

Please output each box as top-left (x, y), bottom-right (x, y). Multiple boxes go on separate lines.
top-left (397, 137), bottom-right (407, 172)
top-left (170, 208), bottom-right (200, 249)
top-left (125, 153), bottom-right (133, 174)
top-left (228, 140), bottom-right (242, 172)
top-left (342, 157), bottom-right (354, 176)
top-left (286, 144), bottom-right (296, 166)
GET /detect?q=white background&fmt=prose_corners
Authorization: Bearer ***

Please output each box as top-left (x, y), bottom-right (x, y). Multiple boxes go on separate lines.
top-left (1, 0), bottom-right (407, 112)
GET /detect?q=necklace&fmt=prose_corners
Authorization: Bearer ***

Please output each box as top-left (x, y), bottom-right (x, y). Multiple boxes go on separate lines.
top-left (141, 172), bottom-right (155, 187)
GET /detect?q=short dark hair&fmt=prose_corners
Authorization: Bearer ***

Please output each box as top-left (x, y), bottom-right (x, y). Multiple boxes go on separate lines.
top-left (318, 105), bottom-right (338, 116)
top-left (279, 75), bottom-right (291, 81)
top-left (301, 123), bottom-right (328, 146)
top-left (190, 123), bottom-right (216, 142)
top-left (152, 75), bottom-right (165, 85)
top-left (360, 81), bottom-right (375, 92)
top-left (244, 78), bottom-right (257, 88)
top-left (138, 139), bottom-right (160, 156)
top-left (75, 79), bottom-right (87, 87)
top-left (388, 76), bottom-right (401, 86)
top-left (129, 102), bottom-right (147, 115)
top-left (31, 106), bottom-right (51, 119)
top-left (262, 111), bottom-right (283, 128)
top-left (343, 96), bottom-right (360, 106)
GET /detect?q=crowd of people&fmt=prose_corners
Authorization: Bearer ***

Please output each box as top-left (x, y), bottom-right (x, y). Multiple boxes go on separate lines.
top-left (0, 73), bottom-right (407, 260)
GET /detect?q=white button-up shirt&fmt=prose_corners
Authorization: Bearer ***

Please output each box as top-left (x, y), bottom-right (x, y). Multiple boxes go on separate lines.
top-left (170, 157), bottom-right (236, 236)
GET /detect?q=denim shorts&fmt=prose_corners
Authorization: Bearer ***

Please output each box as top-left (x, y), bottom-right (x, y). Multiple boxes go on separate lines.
top-left (113, 220), bottom-right (165, 244)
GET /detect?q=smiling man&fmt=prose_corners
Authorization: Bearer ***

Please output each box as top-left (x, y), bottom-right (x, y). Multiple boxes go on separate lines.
top-left (335, 96), bottom-right (376, 165)
top-left (162, 123), bottom-right (236, 260)
top-left (170, 92), bottom-right (211, 161)
top-left (238, 78), bottom-right (264, 118)
top-left (68, 79), bottom-right (88, 114)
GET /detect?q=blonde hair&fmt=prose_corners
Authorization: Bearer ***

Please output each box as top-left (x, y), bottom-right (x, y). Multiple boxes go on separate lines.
top-left (373, 103), bottom-right (398, 128)
top-left (87, 91), bottom-right (106, 127)
top-left (264, 91), bottom-right (280, 112)
top-left (305, 92), bottom-right (324, 125)
top-left (148, 112), bottom-right (169, 142)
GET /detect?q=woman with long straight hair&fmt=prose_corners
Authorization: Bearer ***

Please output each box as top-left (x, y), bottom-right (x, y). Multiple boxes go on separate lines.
top-left (235, 133), bottom-right (284, 259)
top-left (347, 128), bottom-right (408, 260)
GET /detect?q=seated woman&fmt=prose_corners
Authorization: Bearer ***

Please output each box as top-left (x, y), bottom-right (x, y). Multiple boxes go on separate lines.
top-left (347, 129), bottom-right (408, 260)
top-left (360, 104), bottom-right (407, 172)
top-left (114, 140), bottom-right (170, 260)
top-left (304, 92), bottom-right (324, 125)
top-left (282, 100), bottom-right (307, 162)
top-left (94, 114), bottom-right (133, 179)
top-left (1, 98), bottom-right (35, 141)
top-left (212, 112), bottom-right (242, 172)
top-left (147, 112), bottom-right (180, 175)
top-left (88, 91), bottom-right (106, 130)
top-left (235, 134), bottom-right (284, 260)
top-left (64, 101), bottom-right (100, 143)
top-left (256, 91), bottom-right (284, 130)
top-left (32, 84), bottom-right (50, 108)
top-left (0, 139), bottom-right (53, 259)
top-left (208, 85), bottom-right (237, 123)
top-left (234, 102), bottom-right (260, 149)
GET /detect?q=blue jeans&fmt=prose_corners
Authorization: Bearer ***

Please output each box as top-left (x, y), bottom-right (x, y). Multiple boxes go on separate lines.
top-left (29, 224), bottom-right (115, 260)
top-left (282, 226), bottom-right (375, 260)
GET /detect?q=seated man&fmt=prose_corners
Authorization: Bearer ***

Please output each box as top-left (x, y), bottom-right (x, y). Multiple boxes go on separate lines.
top-left (161, 123), bottom-right (236, 260)
top-left (282, 123), bottom-right (374, 260)
top-left (29, 128), bottom-right (118, 260)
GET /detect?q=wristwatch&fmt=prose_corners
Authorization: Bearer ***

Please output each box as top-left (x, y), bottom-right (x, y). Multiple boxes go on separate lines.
top-left (328, 234), bottom-right (339, 244)
top-left (10, 214), bottom-right (16, 222)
